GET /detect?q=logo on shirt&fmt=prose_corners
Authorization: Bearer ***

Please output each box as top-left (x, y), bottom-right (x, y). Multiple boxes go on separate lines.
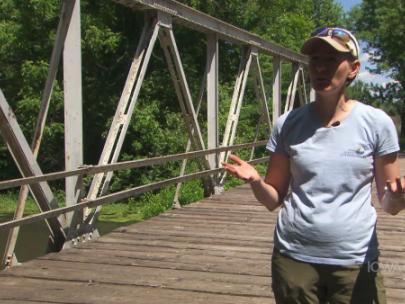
top-left (341, 145), bottom-right (368, 158)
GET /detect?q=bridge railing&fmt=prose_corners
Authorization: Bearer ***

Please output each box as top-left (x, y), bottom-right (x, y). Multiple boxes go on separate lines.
top-left (0, 140), bottom-right (268, 232)
top-left (0, 0), bottom-right (309, 268)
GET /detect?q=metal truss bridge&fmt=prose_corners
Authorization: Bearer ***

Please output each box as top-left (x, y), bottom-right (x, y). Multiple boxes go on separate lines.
top-left (1, 0), bottom-right (403, 303)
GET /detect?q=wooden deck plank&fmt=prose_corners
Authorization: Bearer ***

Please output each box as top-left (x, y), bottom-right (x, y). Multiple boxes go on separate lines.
top-left (1, 159), bottom-right (405, 303)
top-left (4, 260), bottom-right (271, 296)
top-left (0, 277), bottom-right (272, 304)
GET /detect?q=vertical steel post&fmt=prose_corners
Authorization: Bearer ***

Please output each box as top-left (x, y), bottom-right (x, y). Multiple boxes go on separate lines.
top-left (206, 33), bottom-right (219, 192)
top-left (272, 56), bottom-right (282, 123)
top-left (63, 0), bottom-right (83, 232)
top-left (1, 0), bottom-right (76, 268)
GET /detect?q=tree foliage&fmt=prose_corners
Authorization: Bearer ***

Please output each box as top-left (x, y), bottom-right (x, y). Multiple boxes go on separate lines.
top-left (348, 80), bottom-right (401, 116)
top-left (349, 0), bottom-right (404, 87)
top-left (349, 0), bottom-right (404, 135)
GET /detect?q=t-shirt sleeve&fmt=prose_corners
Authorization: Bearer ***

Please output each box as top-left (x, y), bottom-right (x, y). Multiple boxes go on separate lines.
top-left (374, 110), bottom-right (400, 157)
top-left (266, 114), bottom-right (288, 155)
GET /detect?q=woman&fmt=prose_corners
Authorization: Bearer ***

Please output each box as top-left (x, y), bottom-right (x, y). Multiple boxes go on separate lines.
top-left (222, 27), bottom-right (404, 303)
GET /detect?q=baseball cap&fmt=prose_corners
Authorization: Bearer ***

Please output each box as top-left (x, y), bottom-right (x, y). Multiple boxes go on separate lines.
top-left (301, 27), bottom-right (360, 58)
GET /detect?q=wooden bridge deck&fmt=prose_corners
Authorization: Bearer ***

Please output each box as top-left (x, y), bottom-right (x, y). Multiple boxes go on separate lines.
top-left (1, 163), bottom-right (405, 303)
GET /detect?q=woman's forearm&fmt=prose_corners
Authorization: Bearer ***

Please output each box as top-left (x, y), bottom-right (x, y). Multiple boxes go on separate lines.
top-left (249, 178), bottom-right (282, 211)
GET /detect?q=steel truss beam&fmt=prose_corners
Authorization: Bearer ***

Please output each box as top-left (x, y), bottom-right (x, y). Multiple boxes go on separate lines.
top-left (114, 0), bottom-right (308, 65)
top-left (284, 63), bottom-right (307, 113)
top-left (173, 32), bottom-right (221, 206)
top-left (0, 90), bottom-right (66, 249)
top-left (172, 64), bottom-right (207, 208)
top-left (284, 63), bottom-right (300, 113)
top-left (219, 48), bottom-right (273, 185)
top-left (84, 14), bottom-right (160, 226)
top-left (298, 67), bottom-right (308, 106)
top-left (250, 51), bottom-right (272, 160)
top-left (157, 13), bottom-right (210, 160)
top-left (272, 56), bottom-right (282, 123)
top-left (158, 12), bottom-right (214, 196)
top-left (85, 11), bottom-right (214, 224)
top-left (220, 48), bottom-right (253, 171)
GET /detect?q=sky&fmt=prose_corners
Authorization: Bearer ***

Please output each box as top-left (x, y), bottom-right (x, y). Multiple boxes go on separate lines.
top-left (337, 0), bottom-right (394, 86)
top-left (339, 0), bottom-right (362, 12)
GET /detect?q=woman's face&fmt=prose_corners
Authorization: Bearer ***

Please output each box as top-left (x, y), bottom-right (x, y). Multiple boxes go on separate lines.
top-left (308, 41), bottom-right (359, 94)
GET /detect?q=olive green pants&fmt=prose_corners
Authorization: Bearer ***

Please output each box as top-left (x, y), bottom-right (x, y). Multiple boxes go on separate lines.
top-left (271, 249), bottom-right (386, 304)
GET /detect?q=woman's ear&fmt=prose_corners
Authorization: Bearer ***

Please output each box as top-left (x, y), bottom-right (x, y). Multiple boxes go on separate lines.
top-left (348, 59), bottom-right (361, 81)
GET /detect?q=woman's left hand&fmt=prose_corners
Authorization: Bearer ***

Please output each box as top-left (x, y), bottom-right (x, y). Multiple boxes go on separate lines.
top-left (222, 154), bottom-right (261, 183)
top-left (385, 177), bottom-right (405, 195)
top-left (381, 176), bottom-right (405, 215)
top-left (374, 153), bottom-right (405, 215)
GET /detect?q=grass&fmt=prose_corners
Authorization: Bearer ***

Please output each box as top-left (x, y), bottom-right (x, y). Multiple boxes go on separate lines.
top-left (98, 186), bottom-right (179, 223)
top-left (0, 192), bottom-right (40, 219)
top-left (0, 163), bottom-right (267, 224)
top-left (0, 179), bottom-right (205, 223)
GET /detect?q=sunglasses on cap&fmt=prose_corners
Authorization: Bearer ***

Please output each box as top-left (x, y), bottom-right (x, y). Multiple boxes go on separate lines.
top-left (311, 27), bottom-right (359, 58)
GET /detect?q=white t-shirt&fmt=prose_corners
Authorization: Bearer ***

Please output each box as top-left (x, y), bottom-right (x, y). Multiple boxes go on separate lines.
top-left (267, 101), bottom-right (399, 265)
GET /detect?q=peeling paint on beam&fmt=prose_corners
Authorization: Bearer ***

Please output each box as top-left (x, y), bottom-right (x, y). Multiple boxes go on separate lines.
top-left (114, 0), bottom-right (308, 65)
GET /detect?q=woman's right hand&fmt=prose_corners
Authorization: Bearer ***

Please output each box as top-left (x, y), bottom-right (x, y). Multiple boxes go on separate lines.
top-left (222, 154), bottom-right (261, 183)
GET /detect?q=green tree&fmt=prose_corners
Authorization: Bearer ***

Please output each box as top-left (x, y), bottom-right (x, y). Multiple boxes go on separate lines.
top-left (0, 0), bottom-right (64, 180)
top-left (349, 0), bottom-right (405, 133)
top-left (348, 80), bottom-right (401, 117)
top-left (347, 80), bottom-right (375, 103)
